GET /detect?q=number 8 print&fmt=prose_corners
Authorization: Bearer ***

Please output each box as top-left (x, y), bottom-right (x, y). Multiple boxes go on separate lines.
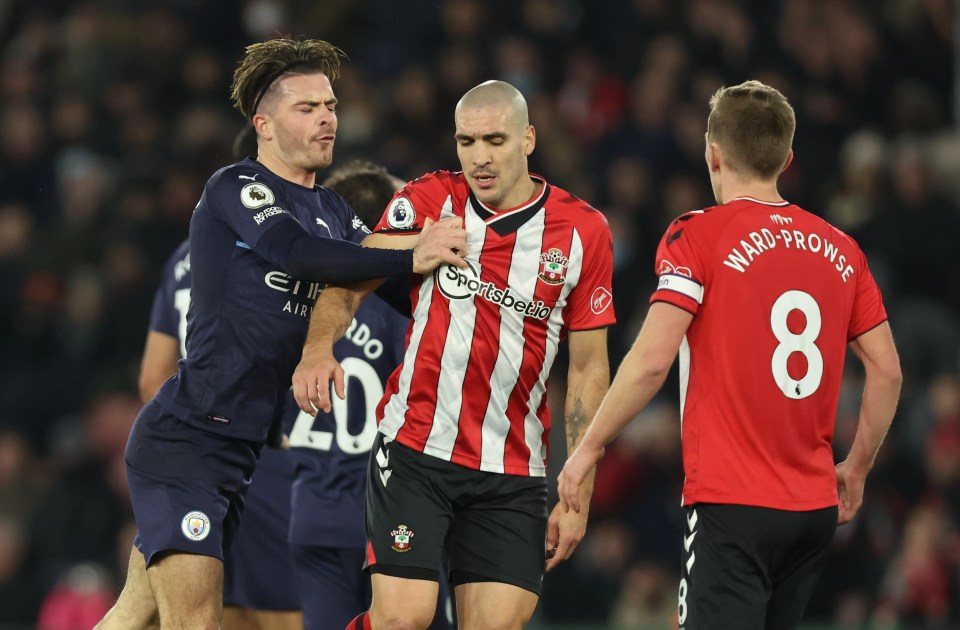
top-left (770, 290), bottom-right (823, 399)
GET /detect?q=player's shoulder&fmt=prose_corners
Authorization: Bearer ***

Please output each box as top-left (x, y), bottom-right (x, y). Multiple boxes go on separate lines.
top-left (206, 159), bottom-right (283, 210)
top-left (160, 239), bottom-right (191, 286)
top-left (164, 239), bottom-right (190, 266)
top-left (401, 170), bottom-right (465, 196)
top-left (790, 204), bottom-right (865, 253)
top-left (545, 181), bottom-right (608, 226)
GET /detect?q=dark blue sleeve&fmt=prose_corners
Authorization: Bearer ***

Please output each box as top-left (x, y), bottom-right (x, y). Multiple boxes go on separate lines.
top-left (258, 220), bottom-right (414, 284)
top-left (210, 176), bottom-right (413, 284)
top-left (148, 256), bottom-right (179, 336)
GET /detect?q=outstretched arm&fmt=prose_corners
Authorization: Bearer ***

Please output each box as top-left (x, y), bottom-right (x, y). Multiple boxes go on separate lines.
top-left (557, 302), bottom-right (693, 512)
top-left (292, 279), bottom-right (382, 415)
top-left (836, 322), bottom-right (901, 524)
top-left (545, 327), bottom-right (610, 571)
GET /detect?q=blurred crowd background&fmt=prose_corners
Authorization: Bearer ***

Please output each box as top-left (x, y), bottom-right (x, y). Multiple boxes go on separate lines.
top-left (0, 1), bottom-right (958, 628)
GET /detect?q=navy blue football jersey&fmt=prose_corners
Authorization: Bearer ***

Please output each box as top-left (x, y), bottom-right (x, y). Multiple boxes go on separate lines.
top-left (148, 239), bottom-right (191, 356)
top-left (154, 158), bottom-right (370, 442)
top-left (286, 294), bottom-right (408, 548)
top-left (148, 238), bottom-right (298, 607)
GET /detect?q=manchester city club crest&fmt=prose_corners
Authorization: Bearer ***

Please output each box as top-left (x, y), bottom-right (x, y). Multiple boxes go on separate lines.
top-left (538, 248), bottom-right (569, 285)
top-left (181, 510), bottom-right (211, 541)
top-left (390, 524), bottom-right (414, 552)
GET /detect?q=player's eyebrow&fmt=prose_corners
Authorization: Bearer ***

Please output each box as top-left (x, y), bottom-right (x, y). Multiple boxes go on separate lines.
top-left (294, 97), bottom-right (339, 107)
top-left (455, 131), bottom-right (508, 142)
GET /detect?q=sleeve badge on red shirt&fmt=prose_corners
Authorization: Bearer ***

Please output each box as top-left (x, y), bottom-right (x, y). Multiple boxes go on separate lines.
top-left (657, 259), bottom-right (692, 278)
top-left (590, 287), bottom-right (613, 314)
top-left (386, 197), bottom-right (417, 229)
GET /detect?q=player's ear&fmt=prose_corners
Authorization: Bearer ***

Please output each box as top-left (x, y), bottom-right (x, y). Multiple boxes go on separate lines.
top-left (252, 113), bottom-right (272, 141)
top-left (706, 142), bottom-right (722, 173)
top-left (780, 149), bottom-right (794, 174)
top-left (524, 125), bottom-right (536, 157)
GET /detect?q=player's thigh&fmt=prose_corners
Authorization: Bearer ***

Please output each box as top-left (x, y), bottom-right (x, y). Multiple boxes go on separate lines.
top-left (224, 450), bottom-right (299, 613)
top-left (447, 473), bottom-right (548, 597)
top-left (678, 504), bottom-right (769, 630)
top-left (251, 610), bottom-right (304, 630)
top-left (766, 506), bottom-right (837, 630)
top-left (291, 544), bottom-right (369, 630)
top-left (221, 606), bottom-right (260, 630)
top-left (146, 551), bottom-right (223, 623)
top-left (370, 573), bottom-right (440, 629)
top-left (365, 433), bottom-right (452, 576)
top-left (454, 581), bottom-right (538, 630)
top-left (94, 546), bottom-right (159, 630)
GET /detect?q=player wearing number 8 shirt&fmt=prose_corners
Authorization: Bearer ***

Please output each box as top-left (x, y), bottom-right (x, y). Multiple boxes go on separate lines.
top-left (558, 80), bottom-right (902, 630)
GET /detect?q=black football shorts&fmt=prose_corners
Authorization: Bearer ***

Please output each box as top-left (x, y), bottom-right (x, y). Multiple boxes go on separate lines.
top-left (678, 502), bottom-right (837, 630)
top-left (364, 431), bottom-right (548, 594)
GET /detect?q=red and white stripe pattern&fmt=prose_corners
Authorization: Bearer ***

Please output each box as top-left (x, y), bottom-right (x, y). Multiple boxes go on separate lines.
top-left (375, 172), bottom-right (614, 476)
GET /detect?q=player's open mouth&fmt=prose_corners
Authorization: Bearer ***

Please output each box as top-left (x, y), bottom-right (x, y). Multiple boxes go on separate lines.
top-left (474, 174), bottom-right (495, 187)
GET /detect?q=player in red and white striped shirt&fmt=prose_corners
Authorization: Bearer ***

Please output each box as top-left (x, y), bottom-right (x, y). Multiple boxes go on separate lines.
top-left (293, 80), bottom-right (614, 630)
top-left (558, 80), bottom-right (902, 630)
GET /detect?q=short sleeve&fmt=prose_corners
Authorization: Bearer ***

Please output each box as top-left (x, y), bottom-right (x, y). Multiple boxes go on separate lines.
top-left (565, 214), bottom-right (616, 330)
top-left (374, 173), bottom-right (451, 234)
top-left (148, 281), bottom-right (177, 336)
top-left (649, 216), bottom-right (707, 315)
top-left (848, 249), bottom-right (888, 339)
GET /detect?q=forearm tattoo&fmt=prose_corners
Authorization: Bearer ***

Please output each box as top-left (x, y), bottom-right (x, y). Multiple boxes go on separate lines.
top-left (566, 398), bottom-right (589, 449)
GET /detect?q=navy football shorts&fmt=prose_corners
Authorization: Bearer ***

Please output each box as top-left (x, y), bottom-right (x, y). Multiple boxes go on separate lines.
top-left (223, 447), bottom-right (299, 611)
top-left (290, 544), bottom-right (455, 630)
top-left (364, 432), bottom-right (548, 595)
top-left (125, 400), bottom-right (259, 566)
top-left (678, 503), bottom-right (837, 630)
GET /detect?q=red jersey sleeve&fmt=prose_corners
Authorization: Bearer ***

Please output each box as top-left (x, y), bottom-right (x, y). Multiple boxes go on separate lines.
top-left (848, 247), bottom-right (888, 339)
top-left (565, 211), bottom-right (616, 330)
top-left (374, 171), bottom-right (458, 234)
top-left (649, 212), bottom-right (709, 315)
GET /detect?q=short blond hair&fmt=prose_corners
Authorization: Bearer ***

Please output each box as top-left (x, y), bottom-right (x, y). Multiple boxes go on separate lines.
top-left (707, 80), bottom-right (795, 180)
top-left (231, 38), bottom-right (345, 120)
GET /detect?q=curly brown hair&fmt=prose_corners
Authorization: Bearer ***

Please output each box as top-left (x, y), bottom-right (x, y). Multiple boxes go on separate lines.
top-left (230, 38), bottom-right (345, 120)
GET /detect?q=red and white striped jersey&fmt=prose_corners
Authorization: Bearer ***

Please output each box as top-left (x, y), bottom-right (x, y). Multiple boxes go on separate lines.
top-left (373, 171), bottom-right (615, 476)
top-left (650, 197), bottom-right (887, 510)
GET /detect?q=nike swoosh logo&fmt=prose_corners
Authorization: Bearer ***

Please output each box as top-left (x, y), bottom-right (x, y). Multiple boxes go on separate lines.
top-left (238, 174), bottom-right (258, 181)
top-left (684, 530), bottom-right (697, 551)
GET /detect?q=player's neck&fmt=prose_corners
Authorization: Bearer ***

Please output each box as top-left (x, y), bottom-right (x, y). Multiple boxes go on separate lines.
top-left (256, 154), bottom-right (316, 189)
top-left (718, 178), bottom-right (783, 206)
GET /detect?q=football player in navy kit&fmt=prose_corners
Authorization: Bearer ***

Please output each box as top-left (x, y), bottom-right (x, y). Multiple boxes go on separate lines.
top-left (137, 126), bottom-right (302, 630)
top-left (287, 160), bottom-right (454, 630)
top-left (96, 38), bottom-right (466, 630)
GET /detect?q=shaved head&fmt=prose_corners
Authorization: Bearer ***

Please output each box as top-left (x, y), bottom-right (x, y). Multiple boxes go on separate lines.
top-left (453, 80), bottom-right (537, 210)
top-left (456, 80), bottom-right (529, 128)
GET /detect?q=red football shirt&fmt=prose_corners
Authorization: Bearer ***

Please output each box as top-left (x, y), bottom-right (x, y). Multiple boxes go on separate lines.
top-left (650, 197), bottom-right (887, 510)
top-left (374, 171), bottom-right (615, 476)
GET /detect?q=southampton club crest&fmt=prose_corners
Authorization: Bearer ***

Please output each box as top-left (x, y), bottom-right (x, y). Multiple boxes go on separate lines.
top-left (390, 525), bottom-right (415, 552)
top-left (538, 248), bottom-right (569, 285)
